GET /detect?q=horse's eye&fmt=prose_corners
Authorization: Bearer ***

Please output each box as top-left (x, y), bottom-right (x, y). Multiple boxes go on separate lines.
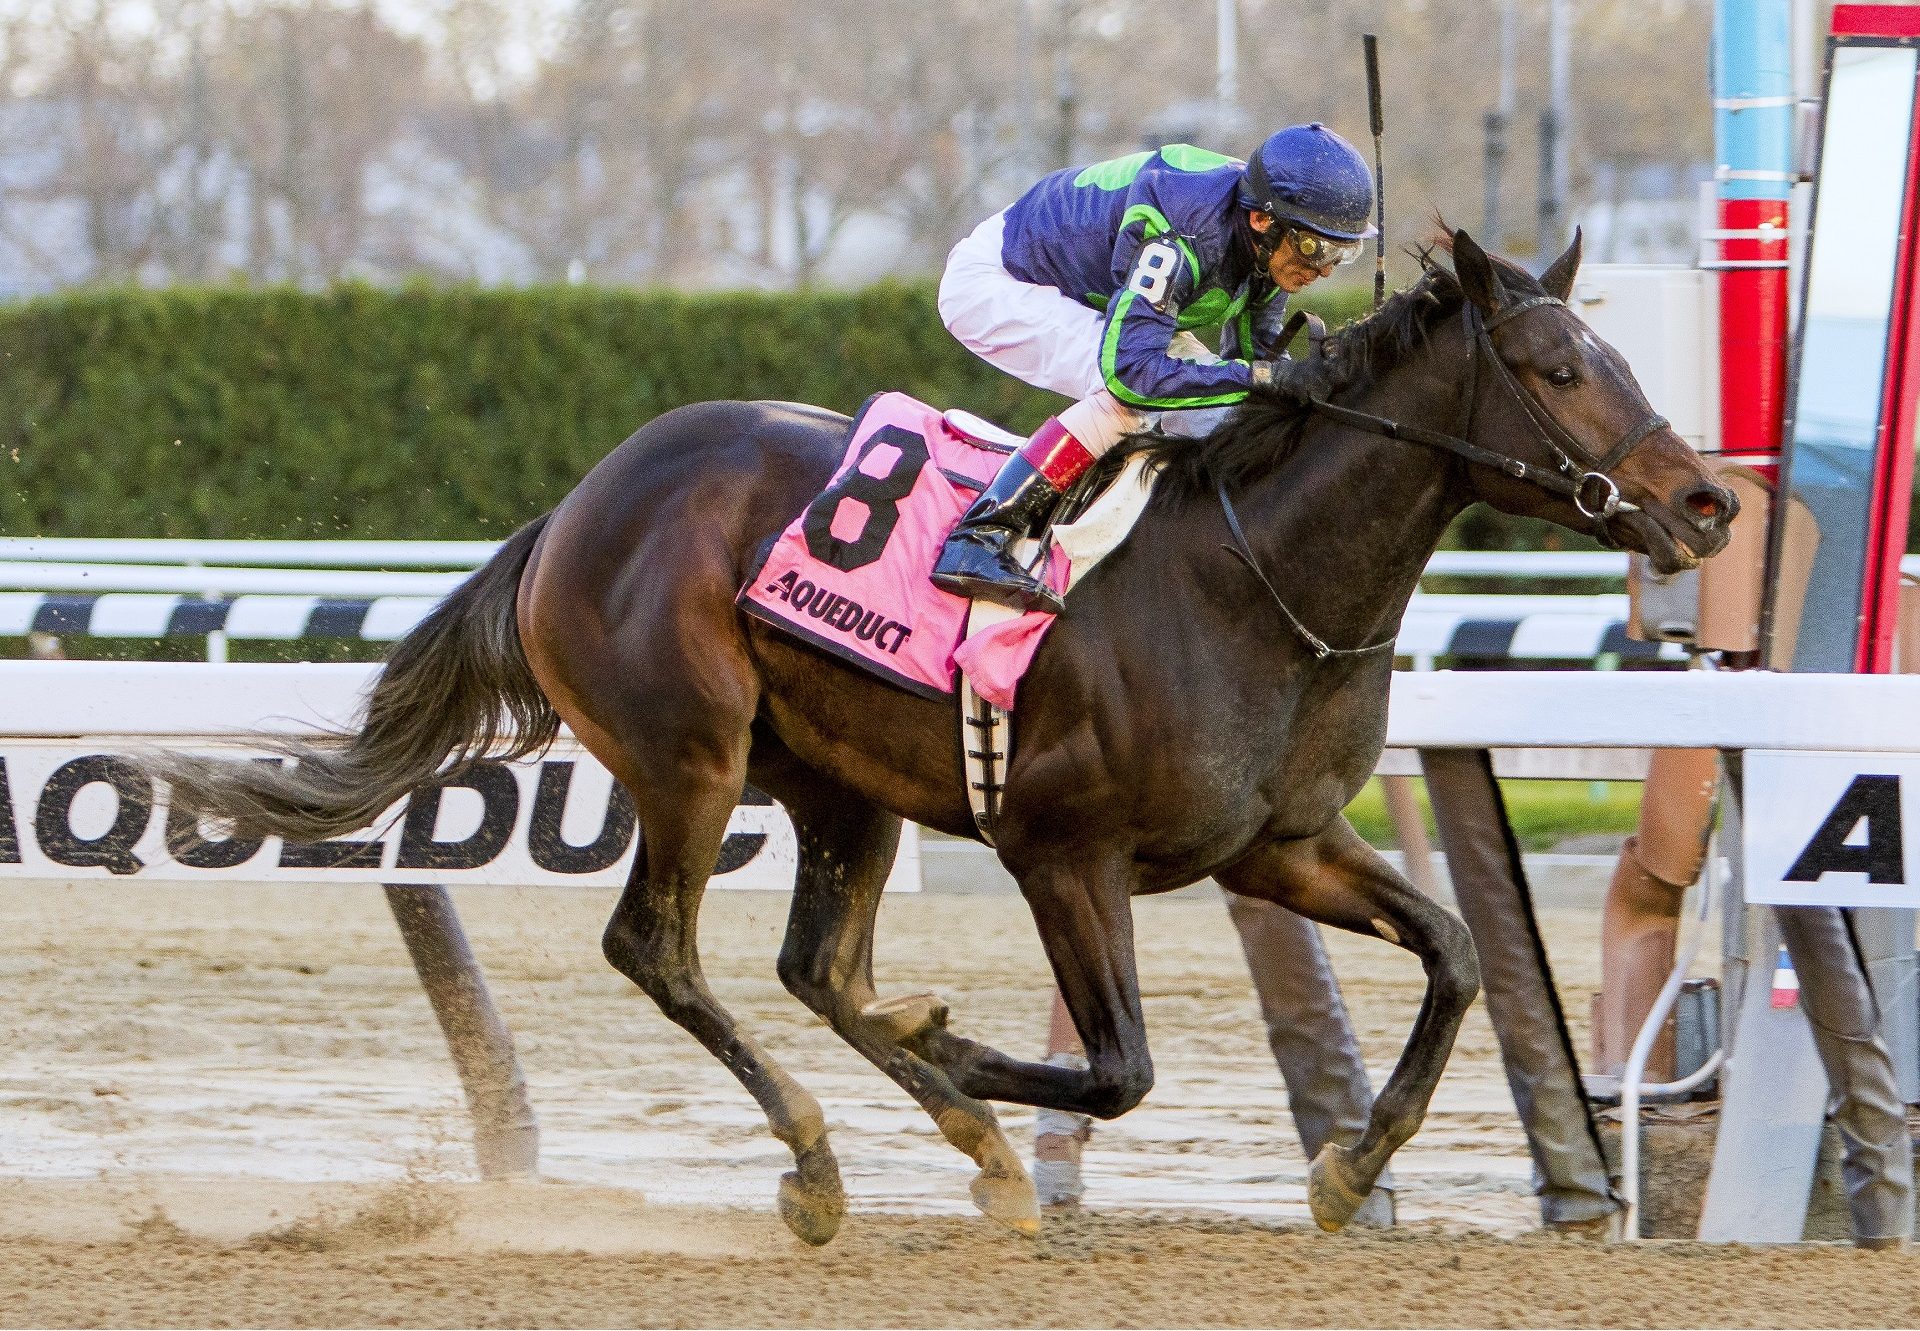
top-left (1546, 366), bottom-right (1577, 388)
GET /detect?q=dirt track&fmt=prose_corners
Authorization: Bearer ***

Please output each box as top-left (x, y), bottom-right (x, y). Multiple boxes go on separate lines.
top-left (1, 879), bottom-right (1913, 1327)
top-left (5, 1202), bottom-right (1918, 1328)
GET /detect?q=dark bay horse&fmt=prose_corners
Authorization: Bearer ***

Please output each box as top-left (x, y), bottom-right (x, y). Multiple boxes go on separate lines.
top-left (150, 231), bottom-right (1734, 1244)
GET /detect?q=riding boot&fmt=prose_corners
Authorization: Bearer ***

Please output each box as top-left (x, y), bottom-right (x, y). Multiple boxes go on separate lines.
top-left (931, 417), bottom-right (1095, 614)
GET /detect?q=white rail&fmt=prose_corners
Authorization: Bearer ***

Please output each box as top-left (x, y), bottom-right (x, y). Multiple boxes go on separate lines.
top-left (0, 591), bottom-right (1662, 664)
top-left (8, 662), bottom-right (1919, 749)
top-left (1422, 551), bottom-right (1627, 579)
top-left (1388, 670), bottom-right (1920, 750)
top-left (1428, 552), bottom-right (1920, 578)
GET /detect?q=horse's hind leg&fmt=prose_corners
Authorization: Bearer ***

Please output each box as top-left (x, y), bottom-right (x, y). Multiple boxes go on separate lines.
top-left (772, 787), bottom-right (1039, 1234)
top-left (600, 760), bottom-right (844, 1245)
top-left (1216, 817), bottom-right (1480, 1233)
top-left (910, 849), bottom-right (1158, 1121)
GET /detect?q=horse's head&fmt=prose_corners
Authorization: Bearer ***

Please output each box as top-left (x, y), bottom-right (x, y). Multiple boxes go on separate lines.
top-left (1446, 229), bottom-right (1735, 572)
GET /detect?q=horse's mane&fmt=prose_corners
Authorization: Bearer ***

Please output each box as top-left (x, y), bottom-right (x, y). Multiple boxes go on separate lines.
top-left (1127, 234), bottom-right (1548, 499)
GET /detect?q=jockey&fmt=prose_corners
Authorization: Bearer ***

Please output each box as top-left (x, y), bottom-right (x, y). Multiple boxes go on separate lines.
top-left (932, 123), bottom-right (1375, 614)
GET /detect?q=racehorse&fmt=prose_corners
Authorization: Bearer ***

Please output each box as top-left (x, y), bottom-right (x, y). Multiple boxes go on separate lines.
top-left (149, 230), bottom-right (1735, 1245)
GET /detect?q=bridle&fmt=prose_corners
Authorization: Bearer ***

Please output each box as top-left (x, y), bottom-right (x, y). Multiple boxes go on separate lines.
top-left (1216, 291), bottom-right (1669, 660)
top-left (1307, 294), bottom-right (1667, 541)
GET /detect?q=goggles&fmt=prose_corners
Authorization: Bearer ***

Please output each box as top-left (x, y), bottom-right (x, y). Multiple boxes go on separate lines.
top-left (1287, 228), bottom-right (1364, 269)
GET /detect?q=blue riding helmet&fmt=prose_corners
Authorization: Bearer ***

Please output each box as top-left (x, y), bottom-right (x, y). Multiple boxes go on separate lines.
top-left (1238, 123), bottom-right (1377, 242)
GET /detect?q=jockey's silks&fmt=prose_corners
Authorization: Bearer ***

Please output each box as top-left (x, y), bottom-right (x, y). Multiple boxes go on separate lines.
top-left (999, 145), bottom-right (1293, 411)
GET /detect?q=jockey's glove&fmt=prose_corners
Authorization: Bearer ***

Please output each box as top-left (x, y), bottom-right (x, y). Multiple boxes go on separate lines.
top-left (1250, 355), bottom-right (1336, 403)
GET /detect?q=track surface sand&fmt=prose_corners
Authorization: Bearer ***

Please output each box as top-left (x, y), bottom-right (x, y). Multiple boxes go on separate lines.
top-left (1, 880), bottom-right (1909, 1326)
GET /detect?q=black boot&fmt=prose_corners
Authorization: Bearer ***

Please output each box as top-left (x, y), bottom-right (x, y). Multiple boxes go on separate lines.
top-left (931, 453), bottom-right (1067, 614)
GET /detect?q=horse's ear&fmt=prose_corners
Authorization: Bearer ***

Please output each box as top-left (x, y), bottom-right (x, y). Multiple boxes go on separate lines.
top-left (1451, 229), bottom-right (1504, 315)
top-left (1539, 228), bottom-right (1583, 301)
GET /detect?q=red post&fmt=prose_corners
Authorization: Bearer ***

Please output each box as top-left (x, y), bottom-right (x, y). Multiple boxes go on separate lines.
top-left (1716, 197), bottom-right (1791, 473)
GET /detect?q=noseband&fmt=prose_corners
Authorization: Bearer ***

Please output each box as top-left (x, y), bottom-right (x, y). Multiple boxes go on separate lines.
top-left (1307, 295), bottom-right (1668, 545)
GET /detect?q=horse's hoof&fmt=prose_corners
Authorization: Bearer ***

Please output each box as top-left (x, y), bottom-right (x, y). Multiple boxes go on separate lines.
top-left (777, 1144), bottom-right (845, 1246)
top-left (1307, 1143), bottom-right (1370, 1234)
top-left (860, 992), bottom-right (950, 1044)
top-left (970, 1166), bottom-right (1041, 1236)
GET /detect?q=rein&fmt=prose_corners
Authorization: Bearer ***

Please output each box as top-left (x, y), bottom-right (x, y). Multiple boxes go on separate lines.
top-left (1313, 297), bottom-right (1666, 538)
top-left (1218, 292), bottom-right (1668, 661)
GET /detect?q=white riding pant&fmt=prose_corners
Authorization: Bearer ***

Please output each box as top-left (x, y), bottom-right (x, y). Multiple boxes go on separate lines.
top-left (939, 209), bottom-right (1219, 459)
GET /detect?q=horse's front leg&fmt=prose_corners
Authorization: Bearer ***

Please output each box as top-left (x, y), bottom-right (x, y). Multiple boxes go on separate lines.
top-left (1217, 817), bottom-right (1480, 1232)
top-left (912, 851), bottom-right (1155, 1120)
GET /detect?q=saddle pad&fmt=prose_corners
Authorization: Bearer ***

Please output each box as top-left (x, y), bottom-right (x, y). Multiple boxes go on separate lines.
top-left (739, 392), bottom-right (1030, 699)
top-left (740, 391), bottom-right (1158, 706)
top-left (952, 451), bottom-right (1158, 709)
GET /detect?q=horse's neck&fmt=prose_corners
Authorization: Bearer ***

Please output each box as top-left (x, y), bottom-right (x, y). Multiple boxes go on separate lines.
top-left (1230, 373), bottom-right (1467, 652)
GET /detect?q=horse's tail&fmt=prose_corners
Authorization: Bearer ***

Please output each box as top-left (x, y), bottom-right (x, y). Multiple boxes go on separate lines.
top-left (149, 514), bottom-right (559, 844)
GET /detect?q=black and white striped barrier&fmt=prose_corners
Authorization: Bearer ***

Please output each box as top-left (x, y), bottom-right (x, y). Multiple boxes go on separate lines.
top-left (0, 591), bottom-right (1687, 662)
top-left (0, 593), bottom-right (439, 641)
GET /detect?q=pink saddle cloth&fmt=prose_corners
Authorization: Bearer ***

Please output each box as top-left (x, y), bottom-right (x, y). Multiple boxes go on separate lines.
top-left (738, 392), bottom-right (1065, 707)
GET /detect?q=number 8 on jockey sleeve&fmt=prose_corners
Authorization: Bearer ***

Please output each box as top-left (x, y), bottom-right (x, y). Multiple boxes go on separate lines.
top-left (931, 124), bottom-right (1376, 615)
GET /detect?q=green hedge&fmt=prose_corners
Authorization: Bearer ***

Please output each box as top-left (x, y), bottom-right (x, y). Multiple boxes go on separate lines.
top-left (0, 280), bottom-right (1375, 540)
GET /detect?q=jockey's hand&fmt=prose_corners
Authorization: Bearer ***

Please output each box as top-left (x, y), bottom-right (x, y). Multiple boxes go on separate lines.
top-left (1250, 355), bottom-right (1336, 403)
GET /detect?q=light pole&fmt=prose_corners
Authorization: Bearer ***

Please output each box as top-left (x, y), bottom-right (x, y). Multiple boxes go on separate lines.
top-left (1217, 0), bottom-right (1240, 145)
top-left (1484, 0), bottom-right (1517, 245)
top-left (1052, 0), bottom-right (1077, 171)
top-left (1016, 0), bottom-right (1037, 179)
top-left (1537, 0), bottom-right (1572, 258)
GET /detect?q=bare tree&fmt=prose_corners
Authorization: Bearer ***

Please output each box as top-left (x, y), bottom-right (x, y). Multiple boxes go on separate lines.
top-left (0, 0), bottom-right (1719, 292)
top-left (876, 2), bottom-right (1032, 268)
top-left (216, 1), bottom-right (426, 282)
top-left (22, 1), bottom-right (172, 281)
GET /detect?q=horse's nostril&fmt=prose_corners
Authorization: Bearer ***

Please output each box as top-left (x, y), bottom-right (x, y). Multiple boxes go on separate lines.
top-left (1683, 485), bottom-right (1734, 527)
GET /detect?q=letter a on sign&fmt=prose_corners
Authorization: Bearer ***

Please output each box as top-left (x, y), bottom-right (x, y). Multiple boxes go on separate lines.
top-left (1746, 752), bottom-right (1920, 907)
top-left (1784, 774), bottom-right (1904, 884)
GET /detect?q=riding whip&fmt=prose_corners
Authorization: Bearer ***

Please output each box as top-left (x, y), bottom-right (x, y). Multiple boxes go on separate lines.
top-left (1363, 34), bottom-right (1387, 309)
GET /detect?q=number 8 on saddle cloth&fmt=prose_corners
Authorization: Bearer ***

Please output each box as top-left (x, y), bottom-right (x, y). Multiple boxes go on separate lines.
top-left (736, 391), bottom-right (1158, 842)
